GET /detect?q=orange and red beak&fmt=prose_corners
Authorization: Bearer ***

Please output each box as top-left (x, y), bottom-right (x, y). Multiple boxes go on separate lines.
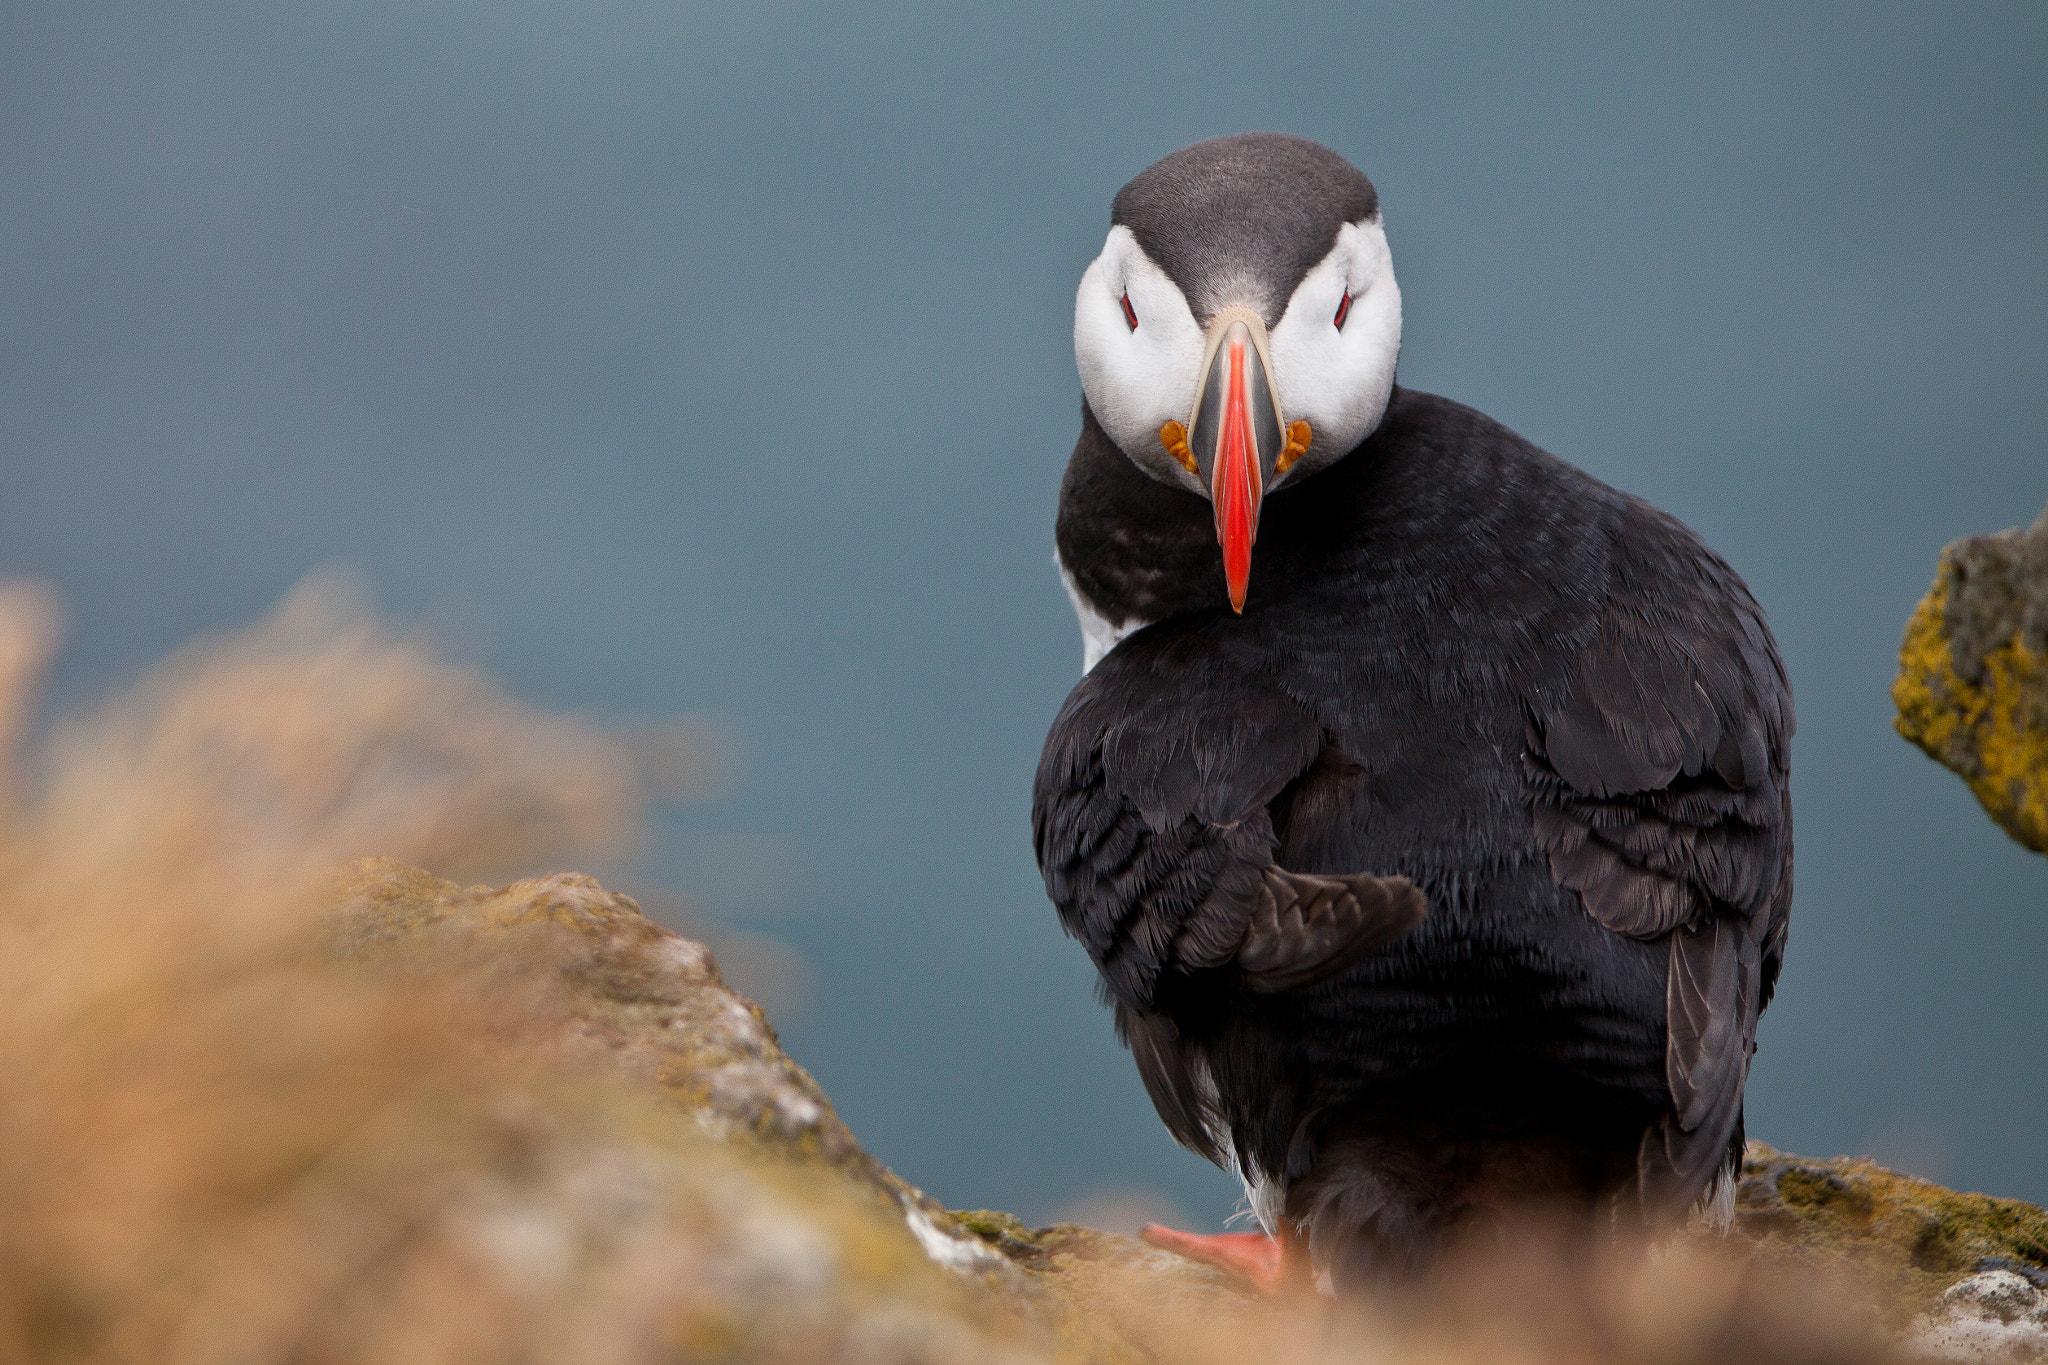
top-left (1185, 307), bottom-right (1286, 612)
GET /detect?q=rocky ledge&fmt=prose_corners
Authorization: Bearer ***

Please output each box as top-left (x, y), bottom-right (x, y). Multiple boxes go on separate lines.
top-left (1893, 501), bottom-right (2048, 854)
top-left (302, 857), bottom-right (2048, 1363)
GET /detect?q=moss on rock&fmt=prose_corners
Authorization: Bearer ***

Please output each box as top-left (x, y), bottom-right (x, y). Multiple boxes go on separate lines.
top-left (325, 858), bottom-right (1037, 1306)
top-left (318, 858), bottom-right (1248, 1363)
top-left (1893, 502), bottom-right (2048, 853)
top-left (326, 861), bottom-right (2048, 1354)
top-left (1738, 1144), bottom-right (2048, 1321)
top-left (950, 1213), bottom-right (1250, 1364)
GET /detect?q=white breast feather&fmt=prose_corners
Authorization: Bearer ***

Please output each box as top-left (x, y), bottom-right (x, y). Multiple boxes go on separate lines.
top-left (1056, 551), bottom-right (1148, 674)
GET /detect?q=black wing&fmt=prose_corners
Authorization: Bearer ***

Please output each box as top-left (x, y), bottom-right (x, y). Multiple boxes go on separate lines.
top-left (1525, 501), bottom-right (1794, 1216)
top-left (1238, 867), bottom-right (1427, 992)
top-left (1033, 631), bottom-right (1424, 1156)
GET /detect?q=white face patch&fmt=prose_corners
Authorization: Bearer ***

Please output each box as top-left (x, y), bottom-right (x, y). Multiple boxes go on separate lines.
top-left (1074, 226), bottom-right (1210, 494)
top-left (1265, 219), bottom-right (1402, 489)
top-left (1072, 220), bottom-right (1402, 494)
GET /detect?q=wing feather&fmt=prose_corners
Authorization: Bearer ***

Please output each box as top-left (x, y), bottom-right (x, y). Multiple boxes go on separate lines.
top-left (1035, 631), bottom-right (1427, 1019)
top-left (1527, 501), bottom-right (1793, 1215)
top-left (1238, 869), bottom-right (1428, 992)
top-left (1034, 642), bottom-right (1327, 1012)
top-left (1117, 1002), bottom-right (1224, 1164)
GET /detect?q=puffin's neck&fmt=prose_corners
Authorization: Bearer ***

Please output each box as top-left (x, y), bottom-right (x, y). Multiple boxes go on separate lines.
top-left (1057, 393), bottom-right (1439, 629)
top-left (1054, 403), bottom-right (1221, 629)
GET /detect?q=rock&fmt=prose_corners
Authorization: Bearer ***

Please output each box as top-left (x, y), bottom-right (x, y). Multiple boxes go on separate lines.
top-left (4, 857), bottom-right (1079, 1365)
top-left (315, 858), bottom-right (1316, 1363)
top-left (1893, 502), bottom-right (2048, 853)
top-left (1908, 1271), bottom-right (2048, 1361)
top-left (322, 858), bottom-right (1055, 1342)
top-left (325, 861), bottom-right (2048, 1360)
top-left (949, 1210), bottom-right (1251, 1360)
top-left (18, 846), bottom-right (2036, 1362)
top-left (1738, 1144), bottom-right (2048, 1319)
top-left (327, 858), bottom-right (972, 1238)
top-left (1939, 1271), bottom-right (2043, 1325)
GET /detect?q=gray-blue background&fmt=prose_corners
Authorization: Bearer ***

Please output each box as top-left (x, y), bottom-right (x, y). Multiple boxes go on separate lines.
top-left (4, 1), bottom-right (2043, 1225)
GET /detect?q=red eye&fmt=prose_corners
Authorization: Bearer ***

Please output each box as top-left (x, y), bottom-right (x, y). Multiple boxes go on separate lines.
top-left (1333, 291), bottom-right (1352, 330)
top-left (1120, 292), bottom-right (1138, 331)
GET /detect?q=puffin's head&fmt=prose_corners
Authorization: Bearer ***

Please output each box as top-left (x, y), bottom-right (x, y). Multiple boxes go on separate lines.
top-left (1074, 133), bottom-right (1401, 612)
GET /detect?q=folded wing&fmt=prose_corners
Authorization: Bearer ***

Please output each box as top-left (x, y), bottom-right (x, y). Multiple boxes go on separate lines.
top-left (1525, 502), bottom-right (1794, 1215)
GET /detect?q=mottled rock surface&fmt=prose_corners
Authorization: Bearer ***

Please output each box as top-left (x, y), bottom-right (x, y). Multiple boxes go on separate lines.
top-left (322, 858), bottom-right (1057, 1359)
top-left (327, 857), bottom-right (1007, 1275)
top-left (1739, 1144), bottom-right (2048, 1320)
top-left (949, 1210), bottom-right (1247, 1361)
top-left (1910, 1271), bottom-right (2048, 1362)
top-left (324, 858), bottom-right (1263, 1362)
top-left (321, 859), bottom-right (2048, 1362)
top-left (1894, 502), bottom-right (2048, 853)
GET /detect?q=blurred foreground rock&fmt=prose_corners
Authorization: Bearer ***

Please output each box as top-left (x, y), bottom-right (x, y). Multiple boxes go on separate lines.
top-left (311, 859), bottom-right (2045, 1363)
top-left (324, 857), bottom-right (1274, 1363)
top-left (1912, 1270), bottom-right (2048, 1363)
top-left (1893, 502), bottom-right (2048, 853)
top-left (321, 857), bottom-right (1058, 1364)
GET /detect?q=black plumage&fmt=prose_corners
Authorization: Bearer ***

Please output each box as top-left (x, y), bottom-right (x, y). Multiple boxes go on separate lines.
top-left (1034, 386), bottom-right (1792, 1284)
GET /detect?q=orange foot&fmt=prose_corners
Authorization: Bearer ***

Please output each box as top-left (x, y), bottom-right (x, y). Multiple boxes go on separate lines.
top-left (1139, 1225), bottom-right (1295, 1294)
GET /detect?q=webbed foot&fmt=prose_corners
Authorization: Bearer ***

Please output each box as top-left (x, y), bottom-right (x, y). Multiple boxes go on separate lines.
top-left (1139, 1225), bottom-right (1301, 1294)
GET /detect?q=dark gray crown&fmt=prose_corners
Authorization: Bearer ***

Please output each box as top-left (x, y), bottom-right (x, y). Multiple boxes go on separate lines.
top-left (1112, 133), bottom-right (1379, 329)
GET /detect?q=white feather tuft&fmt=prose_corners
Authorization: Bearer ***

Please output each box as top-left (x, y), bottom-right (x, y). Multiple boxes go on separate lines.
top-left (1056, 550), bottom-right (1148, 674)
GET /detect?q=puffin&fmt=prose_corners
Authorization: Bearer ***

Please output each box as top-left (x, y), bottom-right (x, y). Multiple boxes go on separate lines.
top-left (1032, 133), bottom-right (1792, 1292)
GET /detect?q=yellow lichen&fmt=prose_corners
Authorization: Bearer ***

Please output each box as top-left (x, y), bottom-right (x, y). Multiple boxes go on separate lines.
top-left (1892, 558), bottom-right (2048, 853)
top-left (1740, 1143), bottom-right (2048, 1322)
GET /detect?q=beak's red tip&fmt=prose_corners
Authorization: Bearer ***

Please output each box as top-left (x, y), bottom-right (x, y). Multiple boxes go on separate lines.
top-left (1223, 535), bottom-right (1251, 613)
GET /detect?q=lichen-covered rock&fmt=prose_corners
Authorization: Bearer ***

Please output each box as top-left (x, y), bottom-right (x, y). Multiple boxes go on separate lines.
top-left (323, 862), bottom-right (2048, 1361)
top-left (317, 859), bottom-right (1309, 1363)
top-left (1893, 502), bottom-right (2048, 853)
top-left (1738, 1144), bottom-right (2048, 1323)
top-left (0, 856), bottom-right (1072, 1363)
top-left (951, 1210), bottom-right (1251, 1362)
top-left (317, 859), bottom-right (1305, 1363)
top-left (325, 857), bottom-right (1034, 1299)
top-left (1908, 1270), bottom-right (2048, 1362)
